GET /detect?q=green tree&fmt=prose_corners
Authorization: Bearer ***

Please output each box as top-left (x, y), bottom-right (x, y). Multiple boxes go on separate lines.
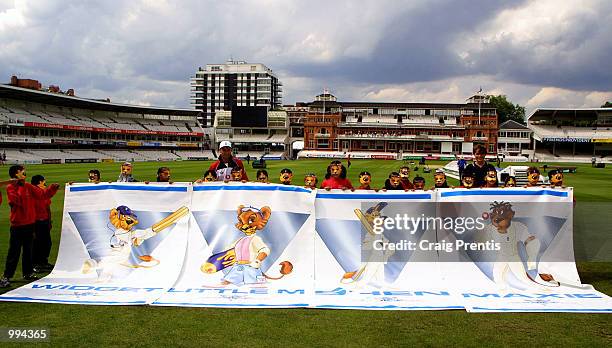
top-left (601, 101), bottom-right (612, 107)
top-left (488, 95), bottom-right (526, 125)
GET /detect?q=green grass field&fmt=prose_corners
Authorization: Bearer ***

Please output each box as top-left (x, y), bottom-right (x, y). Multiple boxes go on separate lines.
top-left (0, 159), bottom-right (610, 346)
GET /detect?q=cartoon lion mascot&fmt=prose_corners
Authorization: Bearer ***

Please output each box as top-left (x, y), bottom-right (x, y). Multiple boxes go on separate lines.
top-left (201, 205), bottom-right (293, 286)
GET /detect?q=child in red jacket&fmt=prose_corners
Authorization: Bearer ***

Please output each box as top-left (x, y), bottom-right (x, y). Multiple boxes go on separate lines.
top-left (320, 161), bottom-right (353, 190)
top-left (0, 178), bottom-right (18, 204)
top-left (31, 175), bottom-right (58, 273)
top-left (1, 165), bottom-right (59, 288)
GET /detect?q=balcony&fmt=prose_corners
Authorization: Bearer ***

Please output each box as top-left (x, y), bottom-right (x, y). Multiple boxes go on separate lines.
top-left (498, 137), bottom-right (530, 143)
top-left (314, 133), bottom-right (331, 138)
top-left (471, 136), bottom-right (489, 141)
top-left (336, 133), bottom-right (464, 141)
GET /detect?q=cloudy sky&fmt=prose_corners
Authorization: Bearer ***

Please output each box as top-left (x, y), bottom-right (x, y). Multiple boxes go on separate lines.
top-left (1, 0), bottom-right (611, 114)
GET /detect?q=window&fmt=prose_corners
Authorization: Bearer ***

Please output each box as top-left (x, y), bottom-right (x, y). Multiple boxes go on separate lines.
top-left (317, 139), bottom-right (329, 148)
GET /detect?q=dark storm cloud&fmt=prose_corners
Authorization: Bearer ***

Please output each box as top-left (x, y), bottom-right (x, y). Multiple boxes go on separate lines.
top-left (0, 0), bottom-right (609, 108)
top-left (458, 1), bottom-right (612, 91)
top-left (283, 0), bottom-right (526, 84)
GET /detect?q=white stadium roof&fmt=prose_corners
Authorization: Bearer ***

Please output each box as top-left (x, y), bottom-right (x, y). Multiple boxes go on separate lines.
top-left (528, 107), bottom-right (612, 121)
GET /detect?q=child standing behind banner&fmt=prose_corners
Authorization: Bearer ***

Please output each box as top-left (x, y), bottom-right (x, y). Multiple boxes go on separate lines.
top-left (256, 169), bottom-right (269, 183)
top-left (503, 176), bottom-right (517, 188)
top-left (525, 167), bottom-right (542, 187)
top-left (321, 161), bottom-right (353, 190)
top-left (304, 173), bottom-right (318, 189)
top-left (484, 169), bottom-right (499, 188)
top-left (117, 162), bottom-right (137, 182)
top-left (413, 176), bottom-right (426, 190)
top-left (88, 169), bottom-right (101, 184)
top-left (399, 166), bottom-right (414, 190)
top-left (432, 170), bottom-right (450, 189)
top-left (279, 168), bottom-right (293, 185)
top-left (30, 175), bottom-right (58, 273)
top-left (458, 168), bottom-right (476, 189)
top-left (382, 172), bottom-right (405, 191)
top-left (357, 171), bottom-right (373, 190)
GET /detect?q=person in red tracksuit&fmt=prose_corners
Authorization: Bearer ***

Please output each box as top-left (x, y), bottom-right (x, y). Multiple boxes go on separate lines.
top-left (0, 165), bottom-right (59, 288)
top-left (0, 178), bottom-right (18, 204)
top-left (31, 175), bottom-right (58, 273)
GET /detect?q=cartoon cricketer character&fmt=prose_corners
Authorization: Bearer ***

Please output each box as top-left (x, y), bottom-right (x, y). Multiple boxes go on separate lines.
top-left (82, 205), bottom-right (189, 282)
top-left (200, 205), bottom-right (292, 286)
top-left (341, 202), bottom-right (394, 288)
top-left (487, 201), bottom-right (558, 289)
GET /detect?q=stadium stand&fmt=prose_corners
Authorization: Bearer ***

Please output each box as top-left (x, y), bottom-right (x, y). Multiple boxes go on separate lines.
top-left (0, 82), bottom-right (210, 164)
top-left (528, 108), bottom-right (612, 163)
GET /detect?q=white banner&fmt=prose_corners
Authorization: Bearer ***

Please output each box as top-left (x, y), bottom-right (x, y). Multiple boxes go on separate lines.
top-left (153, 183), bottom-right (316, 308)
top-left (0, 183), bottom-right (191, 305)
top-left (437, 188), bottom-right (612, 313)
top-left (1, 185), bottom-right (610, 312)
top-left (313, 190), bottom-right (463, 310)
